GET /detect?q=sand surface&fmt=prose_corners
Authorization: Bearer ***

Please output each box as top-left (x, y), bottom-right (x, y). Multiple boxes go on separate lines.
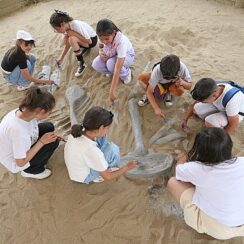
top-left (0, 0), bottom-right (244, 243)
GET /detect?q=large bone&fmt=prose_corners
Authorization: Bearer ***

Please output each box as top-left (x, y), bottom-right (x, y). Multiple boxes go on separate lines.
top-left (128, 98), bottom-right (148, 156)
top-left (65, 85), bottom-right (86, 125)
top-left (154, 132), bottom-right (185, 145)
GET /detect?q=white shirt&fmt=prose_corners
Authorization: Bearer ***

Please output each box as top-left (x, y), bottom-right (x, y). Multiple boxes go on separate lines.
top-left (213, 83), bottom-right (244, 116)
top-left (102, 31), bottom-right (135, 58)
top-left (149, 61), bottom-right (191, 89)
top-left (176, 157), bottom-right (244, 227)
top-left (0, 109), bottom-right (39, 173)
top-left (68, 20), bottom-right (96, 39)
top-left (64, 135), bottom-right (108, 183)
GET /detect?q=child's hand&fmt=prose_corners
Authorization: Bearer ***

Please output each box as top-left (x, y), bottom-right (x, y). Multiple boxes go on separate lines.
top-left (109, 90), bottom-right (117, 104)
top-left (175, 77), bottom-right (183, 86)
top-left (177, 151), bottom-right (188, 164)
top-left (180, 119), bottom-right (189, 132)
top-left (39, 132), bottom-right (58, 145)
top-left (99, 50), bottom-right (108, 61)
top-left (154, 107), bottom-right (165, 118)
top-left (126, 160), bottom-right (137, 170)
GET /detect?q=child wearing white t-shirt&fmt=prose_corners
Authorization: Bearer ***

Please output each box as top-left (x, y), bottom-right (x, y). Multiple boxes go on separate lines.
top-left (138, 54), bottom-right (192, 118)
top-left (92, 19), bottom-right (135, 103)
top-left (50, 10), bottom-right (97, 77)
top-left (181, 78), bottom-right (244, 133)
top-left (0, 87), bottom-right (60, 179)
top-left (64, 106), bottom-right (137, 184)
top-left (167, 127), bottom-right (244, 239)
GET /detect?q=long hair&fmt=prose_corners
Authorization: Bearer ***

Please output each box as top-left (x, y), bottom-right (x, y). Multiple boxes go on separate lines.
top-left (188, 127), bottom-right (233, 165)
top-left (6, 40), bottom-right (27, 62)
top-left (96, 19), bottom-right (120, 36)
top-left (71, 106), bottom-right (114, 138)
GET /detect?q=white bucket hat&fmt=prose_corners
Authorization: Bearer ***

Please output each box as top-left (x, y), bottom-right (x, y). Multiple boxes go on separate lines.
top-left (16, 30), bottom-right (34, 41)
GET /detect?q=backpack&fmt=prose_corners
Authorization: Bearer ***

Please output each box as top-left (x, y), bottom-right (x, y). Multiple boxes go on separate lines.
top-left (216, 80), bottom-right (244, 116)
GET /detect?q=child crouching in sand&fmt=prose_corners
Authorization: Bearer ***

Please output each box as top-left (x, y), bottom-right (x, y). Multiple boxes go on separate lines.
top-left (50, 10), bottom-right (97, 77)
top-left (64, 106), bottom-right (137, 184)
top-left (0, 87), bottom-right (59, 179)
top-left (1, 30), bottom-right (54, 91)
top-left (92, 19), bottom-right (135, 103)
top-left (167, 127), bottom-right (244, 239)
top-left (138, 54), bottom-right (191, 118)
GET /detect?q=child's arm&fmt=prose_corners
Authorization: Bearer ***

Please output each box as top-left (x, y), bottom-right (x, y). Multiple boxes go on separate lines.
top-left (66, 29), bottom-right (91, 45)
top-left (180, 101), bottom-right (197, 131)
top-left (146, 84), bottom-right (165, 117)
top-left (15, 132), bottom-right (58, 167)
top-left (175, 78), bottom-right (192, 90)
top-left (109, 57), bottom-right (124, 103)
top-left (224, 115), bottom-right (239, 133)
top-left (57, 37), bottom-right (71, 64)
top-left (100, 160), bottom-right (137, 181)
top-left (21, 68), bottom-right (53, 85)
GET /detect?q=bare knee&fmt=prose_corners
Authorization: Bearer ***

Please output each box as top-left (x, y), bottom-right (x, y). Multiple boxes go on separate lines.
top-left (167, 176), bottom-right (177, 192)
top-left (68, 36), bottom-right (78, 46)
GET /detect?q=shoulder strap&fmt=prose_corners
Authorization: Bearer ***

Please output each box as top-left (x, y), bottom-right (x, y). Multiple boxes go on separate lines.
top-left (222, 87), bottom-right (240, 107)
top-left (152, 61), bottom-right (161, 71)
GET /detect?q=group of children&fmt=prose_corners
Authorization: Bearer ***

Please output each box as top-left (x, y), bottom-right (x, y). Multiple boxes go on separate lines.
top-left (0, 9), bottom-right (244, 240)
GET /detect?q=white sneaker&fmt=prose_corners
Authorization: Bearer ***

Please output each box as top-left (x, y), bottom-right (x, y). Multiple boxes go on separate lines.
top-left (165, 94), bottom-right (173, 107)
top-left (17, 82), bottom-right (34, 92)
top-left (21, 169), bottom-right (52, 179)
top-left (123, 69), bottom-right (132, 84)
top-left (138, 94), bottom-right (149, 106)
top-left (93, 176), bottom-right (104, 183)
top-left (75, 63), bottom-right (87, 77)
top-left (105, 74), bottom-right (112, 77)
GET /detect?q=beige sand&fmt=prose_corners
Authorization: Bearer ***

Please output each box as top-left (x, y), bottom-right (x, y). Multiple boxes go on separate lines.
top-left (0, 0), bottom-right (244, 243)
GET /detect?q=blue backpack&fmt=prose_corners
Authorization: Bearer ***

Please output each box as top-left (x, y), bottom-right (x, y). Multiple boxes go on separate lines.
top-left (217, 80), bottom-right (244, 116)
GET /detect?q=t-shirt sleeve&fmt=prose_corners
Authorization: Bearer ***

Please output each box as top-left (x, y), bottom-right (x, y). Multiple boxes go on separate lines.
top-left (72, 22), bottom-right (90, 39)
top-left (180, 62), bottom-right (191, 82)
top-left (11, 129), bottom-right (31, 159)
top-left (175, 162), bottom-right (202, 185)
top-left (116, 37), bottom-right (127, 58)
top-left (83, 147), bottom-right (108, 172)
top-left (149, 65), bottom-right (161, 89)
top-left (18, 55), bottom-right (28, 69)
top-left (225, 92), bottom-right (243, 116)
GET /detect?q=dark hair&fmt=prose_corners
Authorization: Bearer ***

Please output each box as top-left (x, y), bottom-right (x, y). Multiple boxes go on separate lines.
top-left (49, 10), bottom-right (73, 27)
top-left (6, 40), bottom-right (30, 62)
top-left (188, 127), bottom-right (233, 165)
top-left (19, 87), bottom-right (55, 112)
top-left (96, 19), bottom-right (120, 36)
top-left (160, 54), bottom-right (180, 79)
top-left (191, 78), bottom-right (217, 101)
top-left (71, 106), bottom-right (113, 138)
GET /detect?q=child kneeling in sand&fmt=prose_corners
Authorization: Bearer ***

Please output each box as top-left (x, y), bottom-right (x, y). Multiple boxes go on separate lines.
top-left (167, 127), bottom-right (244, 240)
top-left (50, 10), bottom-right (97, 77)
top-left (1, 30), bottom-right (53, 91)
top-left (0, 87), bottom-right (60, 179)
top-left (64, 106), bottom-right (137, 184)
top-left (180, 78), bottom-right (244, 133)
top-left (92, 19), bottom-right (135, 103)
top-left (138, 54), bottom-right (192, 118)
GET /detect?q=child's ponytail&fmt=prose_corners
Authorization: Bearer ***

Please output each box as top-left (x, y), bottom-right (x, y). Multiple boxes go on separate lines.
top-left (49, 9), bottom-right (73, 27)
top-left (71, 124), bottom-right (85, 138)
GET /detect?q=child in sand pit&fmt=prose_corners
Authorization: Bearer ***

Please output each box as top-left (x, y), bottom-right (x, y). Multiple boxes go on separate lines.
top-left (92, 19), bottom-right (135, 103)
top-left (1, 30), bottom-right (54, 91)
top-left (0, 87), bottom-right (60, 179)
top-left (138, 54), bottom-right (191, 118)
top-left (180, 78), bottom-right (244, 133)
top-left (50, 10), bottom-right (97, 77)
top-left (64, 106), bottom-right (137, 184)
top-left (167, 127), bottom-right (244, 240)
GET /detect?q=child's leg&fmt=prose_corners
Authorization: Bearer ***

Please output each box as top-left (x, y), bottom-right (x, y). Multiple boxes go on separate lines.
top-left (205, 112), bottom-right (228, 128)
top-left (119, 53), bottom-right (135, 81)
top-left (167, 176), bottom-right (194, 203)
top-left (92, 56), bottom-right (110, 74)
top-left (23, 122), bottom-right (59, 174)
top-left (193, 103), bottom-right (218, 119)
top-left (4, 58), bottom-right (35, 87)
top-left (97, 136), bottom-right (120, 168)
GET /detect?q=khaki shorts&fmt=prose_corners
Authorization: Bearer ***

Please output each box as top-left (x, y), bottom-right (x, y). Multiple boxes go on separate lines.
top-left (180, 188), bottom-right (244, 240)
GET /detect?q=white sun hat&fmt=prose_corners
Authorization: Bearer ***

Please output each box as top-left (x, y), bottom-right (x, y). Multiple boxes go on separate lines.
top-left (16, 30), bottom-right (34, 41)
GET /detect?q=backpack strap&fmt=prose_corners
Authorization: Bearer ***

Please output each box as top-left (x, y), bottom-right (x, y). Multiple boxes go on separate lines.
top-left (222, 87), bottom-right (240, 107)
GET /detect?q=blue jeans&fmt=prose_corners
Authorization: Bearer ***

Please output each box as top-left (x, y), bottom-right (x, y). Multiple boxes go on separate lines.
top-left (84, 136), bottom-right (120, 184)
top-left (4, 54), bottom-right (36, 87)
